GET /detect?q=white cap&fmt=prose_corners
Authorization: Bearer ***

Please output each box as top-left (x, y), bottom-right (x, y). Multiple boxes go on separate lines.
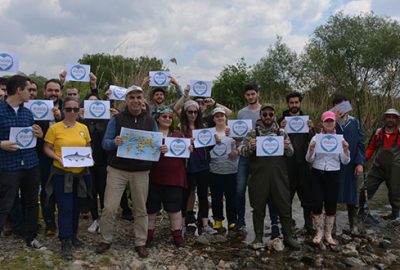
top-left (384, 108), bottom-right (400, 117)
top-left (126, 85), bottom-right (143, 95)
top-left (212, 107), bottom-right (225, 116)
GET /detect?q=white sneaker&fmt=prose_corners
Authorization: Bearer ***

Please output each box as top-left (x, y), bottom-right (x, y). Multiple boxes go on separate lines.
top-left (201, 225), bottom-right (217, 235)
top-left (28, 239), bottom-right (46, 250)
top-left (88, 219), bottom-right (100, 233)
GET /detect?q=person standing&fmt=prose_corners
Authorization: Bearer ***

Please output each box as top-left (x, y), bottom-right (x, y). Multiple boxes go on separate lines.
top-left (0, 75), bottom-right (44, 249)
top-left (359, 108), bottom-right (400, 220)
top-left (241, 103), bottom-right (300, 250)
top-left (332, 95), bottom-right (365, 234)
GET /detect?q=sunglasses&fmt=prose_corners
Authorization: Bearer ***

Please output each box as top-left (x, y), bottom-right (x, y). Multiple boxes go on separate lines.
top-left (262, 112), bottom-right (274, 118)
top-left (67, 93), bottom-right (78, 96)
top-left (187, 110), bottom-right (198, 115)
top-left (64, 107), bottom-right (80, 113)
top-left (161, 115), bottom-right (173, 120)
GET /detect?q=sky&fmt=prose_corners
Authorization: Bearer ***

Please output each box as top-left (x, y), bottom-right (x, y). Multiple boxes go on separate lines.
top-left (1, 0), bottom-right (399, 86)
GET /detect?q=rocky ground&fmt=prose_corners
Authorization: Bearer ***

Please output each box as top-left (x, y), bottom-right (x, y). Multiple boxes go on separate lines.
top-left (1, 205), bottom-right (400, 270)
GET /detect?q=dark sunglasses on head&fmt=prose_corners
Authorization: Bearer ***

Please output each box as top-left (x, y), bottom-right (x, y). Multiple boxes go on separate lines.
top-left (187, 110), bottom-right (198, 115)
top-left (64, 107), bottom-right (80, 113)
top-left (262, 112), bottom-right (274, 118)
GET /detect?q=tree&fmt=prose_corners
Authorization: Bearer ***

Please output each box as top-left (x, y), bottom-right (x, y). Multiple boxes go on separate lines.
top-left (212, 58), bottom-right (251, 112)
top-left (251, 36), bottom-right (299, 102)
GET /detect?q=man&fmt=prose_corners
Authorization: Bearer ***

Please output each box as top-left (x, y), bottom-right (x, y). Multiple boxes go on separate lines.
top-left (278, 91), bottom-right (315, 233)
top-left (0, 77), bottom-right (7, 100)
top-left (332, 95), bottom-right (365, 233)
top-left (29, 81), bottom-right (38, 100)
top-left (37, 79), bottom-right (63, 236)
top-left (96, 85), bottom-right (154, 257)
top-left (65, 87), bottom-right (80, 99)
top-left (359, 108), bottom-right (400, 220)
top-left (0, 75), bottom-right (44, 249)
top-left (241, 104), bottom-right (300, 250)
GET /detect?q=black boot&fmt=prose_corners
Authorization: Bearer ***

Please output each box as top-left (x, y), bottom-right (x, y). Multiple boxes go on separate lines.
top-left (61, 239), bottom-right (73, 261)
top-left (348, 205), bottom-right (359, 235)
top-left (281, 217), bottom-right (301, 250)
top-left (303, 209), bottom-right (315, 234)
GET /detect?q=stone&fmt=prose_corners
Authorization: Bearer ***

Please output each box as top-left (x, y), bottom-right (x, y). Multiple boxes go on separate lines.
top-left (343, 257), bottom-right (365, 267)
top-left (130, 260), bottom-right (146, 270)
top-left (379, 239), bottom-right (391, 249)
top-left (68, 261), bottom-right (84, 270)
top-left (196, 235), bottom-right (211, 245)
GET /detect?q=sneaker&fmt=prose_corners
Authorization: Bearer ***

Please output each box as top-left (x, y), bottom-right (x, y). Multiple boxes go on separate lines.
top-left (27, 238), bottom-right (46, 250)
top-left (201, 225), bottom-right (217, 235)
top-left (213, 220), bottom-right (223, 230)
top-left (88, 220), bottom-right (100, 233)
top-left (228, 223), bottom-right (237, 231)
top-left (250, 240), bottom-right (264, 250)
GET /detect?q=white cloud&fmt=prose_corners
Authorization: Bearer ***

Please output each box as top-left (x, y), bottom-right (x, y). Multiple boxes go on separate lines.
top-left (335, 0), bottom-right (372, 15)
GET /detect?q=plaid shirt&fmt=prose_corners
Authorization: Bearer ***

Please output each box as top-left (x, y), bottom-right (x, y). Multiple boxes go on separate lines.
top-left (0, 101), bottom-right (39, 171)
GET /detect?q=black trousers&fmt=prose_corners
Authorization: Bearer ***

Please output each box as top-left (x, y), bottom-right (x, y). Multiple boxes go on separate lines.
top-left (311, 168), bottom-right (340, 215)
top-left (210, 172), bottom-right (237, 225)
top-left (183, 170), bottom-right (210, 219)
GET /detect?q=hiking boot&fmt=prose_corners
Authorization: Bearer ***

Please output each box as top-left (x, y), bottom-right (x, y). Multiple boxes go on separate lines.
top-left (213, 220), bottom-right (223, 230)
top-left (171, 229), bottom-right (185, 247)
top-left (146, 229), bottom-right (155, 248)
top-left (61, 239), bottom-right (73, 261)
top-left (95, 242), bottom-right (111, 254)
top-left (283, 236), bottom-right (301, 250)
top-left (135, 245), bottom-right (149, 258)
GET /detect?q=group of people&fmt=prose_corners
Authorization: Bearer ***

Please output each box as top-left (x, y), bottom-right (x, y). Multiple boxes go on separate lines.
top-left (1, 72), bottom-right (399, 261)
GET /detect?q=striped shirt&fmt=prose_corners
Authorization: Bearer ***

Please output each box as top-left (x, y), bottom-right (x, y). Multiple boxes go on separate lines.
top-left (0, 101), bottom-right (38, 171)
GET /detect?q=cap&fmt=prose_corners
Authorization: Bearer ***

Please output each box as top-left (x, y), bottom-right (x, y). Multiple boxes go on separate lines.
top-left (126, 85), bottom-right (143, 95)
top-left (321, 111), bottom-right (336, 122)
top-left (384, 108), bottom-right (400, 117)
top-left (260, 103), bottom-right (275, 111)
top-left (212, 107), bottom-right (225, 116)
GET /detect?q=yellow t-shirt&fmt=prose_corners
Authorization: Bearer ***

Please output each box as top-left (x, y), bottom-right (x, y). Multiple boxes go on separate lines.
top-left (44, 121), bottom-right (91, 173)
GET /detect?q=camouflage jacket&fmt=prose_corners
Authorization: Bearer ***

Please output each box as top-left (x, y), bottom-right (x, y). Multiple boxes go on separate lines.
top-left (241, 119), bottom-right (294, 157)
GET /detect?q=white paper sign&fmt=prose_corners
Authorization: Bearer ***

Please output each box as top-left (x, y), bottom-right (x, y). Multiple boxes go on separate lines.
top-left (164, 137), bottom-right (191, 158)
top-left (61, 147), bottom-right (94, 167)
top-left (189, 80), bottom-right (212, 97)
top-left (210, 141), bottom-right (231, 158)
top-left (193, 128), bottom-right (216, 148)
top-left (330, 101), bottom-right (352, 115)
top-left (109, 85), bottom-right (127, 100)
top-left (9, 127), bottom-right (37, 149)
top-left (0, 52), bottom-right (19, 73)
top-left (149, 71), bottom-right (171, 87)
top-left (228, 119), bottom-right (252, 137)
top-left (83, 100), bottom-right (110, 119)
top-left (284, 116), bottom-right (309, 134)
top-left (256, 136), bottom-right (284, 156)
top-left (315, 134), bottom-right (344, 154)
top-left (65, 64), bottom-right (90, 82)
top-left (24, 100), bottom-right (55, 121)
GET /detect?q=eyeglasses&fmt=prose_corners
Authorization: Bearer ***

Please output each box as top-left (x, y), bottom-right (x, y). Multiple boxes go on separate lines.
top-left (67, 93), bottom-right (78, 96)
top-left (262, 112), bottom-right (274, 118)
top-left (64, 107), bottom-right (80, 113)
top-left (187, 110), bottom-right (198, 115)
top-left (161, 115), bottom-right (173, 119)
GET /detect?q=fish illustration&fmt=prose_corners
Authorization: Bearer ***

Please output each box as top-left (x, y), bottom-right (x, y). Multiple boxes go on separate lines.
top-left (63, 152), bottom-right (91, 162)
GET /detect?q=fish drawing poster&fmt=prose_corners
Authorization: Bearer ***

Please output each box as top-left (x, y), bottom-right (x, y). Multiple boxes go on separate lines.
top-left (61, 147), bottom-right (94, 167)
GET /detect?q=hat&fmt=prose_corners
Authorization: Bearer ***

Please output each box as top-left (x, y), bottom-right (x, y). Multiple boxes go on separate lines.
top-left (126, 85), bottom-right (143, 95)
top-left (212, 107), bottom-right (225, 116)
top-left (261, 103), bottom-right (275, 111)
top-left (321, 111), bottom-right (336, 122)
top-left (384, 108), bottom-right (400, 117)
top-left (183, 100), bottom-right (199, 111)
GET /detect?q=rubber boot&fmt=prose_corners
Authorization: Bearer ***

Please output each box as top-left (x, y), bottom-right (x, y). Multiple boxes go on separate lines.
top-left (171, 229), bottom-right (185, 247)
top-left (61, 239), bottom-right (73, 260)
top-left (146, 229), bottom-right (155, 248)
top-left (348, 205), bottom-right (359, 235)
top-left (281, 217), bottom-right (301, 250)
top-left (324, 215), bottom-right (337, 247)
top-left (304, 209), bottom-right (315, 234)
top-left (312, 214), bottom-right (324, 245)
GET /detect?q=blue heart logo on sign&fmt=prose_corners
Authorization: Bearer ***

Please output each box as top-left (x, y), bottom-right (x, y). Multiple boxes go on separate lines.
top-left (16, 128), bottom-right (34, 148)
top-left (232, 120), bottom-right (249, 137)
top-left (262, 137), bottom-right (279, 155)
top-left (0, 53), bottom-right (14, 71)
top-left (113, 87), bottom-right (126, 99)
top-left (320, 135), bottom-right (338, 153)
top-left (193, 81), bottom-right (208, 96)
top-left (197, 130), bottom-right (212, 146)
top-left (29, 101), bottom-right (49, 119)
top-left (153, 72), bottom-right (167, 85)
top-left (170, 138), bottom-right (187, 156)
top-left (70, 64), bottom-right (86, 80)
top-left (212, 143), bottom-right (228, 157)
top-left (288, 117), bottom-right (305, 132)
top-left (89, 101), bottom-right (106, 118)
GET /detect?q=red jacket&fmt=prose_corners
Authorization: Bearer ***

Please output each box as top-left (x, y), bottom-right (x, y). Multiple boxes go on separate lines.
top-left (366, 127), bottom-right (400, 161)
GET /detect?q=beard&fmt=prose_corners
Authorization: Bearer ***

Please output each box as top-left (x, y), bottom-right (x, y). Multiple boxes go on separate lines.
top-left (289, 107), bottom-right (300, 114)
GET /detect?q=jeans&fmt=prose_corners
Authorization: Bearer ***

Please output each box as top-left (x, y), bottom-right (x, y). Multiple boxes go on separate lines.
top-left (0, 166), bottom-right (40, 243)
top-left (236, 156), bottom-right (249, 226)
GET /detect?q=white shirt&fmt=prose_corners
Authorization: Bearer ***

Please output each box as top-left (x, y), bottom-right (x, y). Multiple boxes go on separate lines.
top-left (305, 135), bottom-right (351, 171)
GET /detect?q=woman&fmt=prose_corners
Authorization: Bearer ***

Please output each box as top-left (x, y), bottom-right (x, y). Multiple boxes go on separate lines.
top-left (44, 97), bottom-right (92, 260)
top-left (306, 111), bottom-right (350, 247)
top-left (146, 106), bottom-right (190, 247)
top-left (209, 107), bottom-right (239, 231)
top-left (180, 100), bottom-right (216, 235)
